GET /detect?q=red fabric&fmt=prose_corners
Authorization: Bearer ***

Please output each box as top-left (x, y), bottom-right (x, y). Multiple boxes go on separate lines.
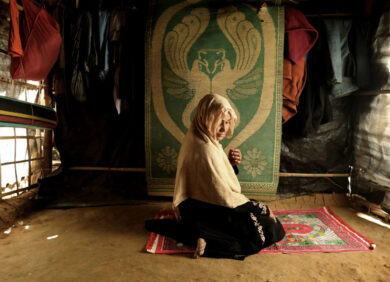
top-left (285, 6), bottom-right (318, 64)
top-left (282, 57), bottom-right (306, 123)
top-left (8, 0), bottom-right (62, 81)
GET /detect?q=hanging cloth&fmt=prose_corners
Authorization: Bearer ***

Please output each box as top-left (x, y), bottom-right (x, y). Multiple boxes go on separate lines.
top-left (282, 7), bottom-right (317, 123)
top-left (7, 0), bottom-right (62, 81)
top-left (284, 6), bottom-right (318, 64)
top-left (8, 0), bottom-right (23, 57)
top-left (282, 57), bottom-right (307, 123)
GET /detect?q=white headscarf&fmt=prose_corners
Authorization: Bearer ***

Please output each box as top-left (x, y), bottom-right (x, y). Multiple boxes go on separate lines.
top-left (173, 94), bottom-right (249, 216)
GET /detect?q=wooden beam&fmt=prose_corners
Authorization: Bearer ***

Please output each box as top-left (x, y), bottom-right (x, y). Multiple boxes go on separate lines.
top-left (354, 90), bottom-right (390, 96)
top-left (279, 172), bottom-right (349, 178)
top-left (68, 167), bottom-right (146, 172)
top-left (67, 167), bottom-right (348, 177)
top-left (0, 76), bottom-right (45, 89)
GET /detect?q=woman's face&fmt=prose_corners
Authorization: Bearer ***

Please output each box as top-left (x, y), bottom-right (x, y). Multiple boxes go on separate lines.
top-left (216, 114), bottom-right (231, 141)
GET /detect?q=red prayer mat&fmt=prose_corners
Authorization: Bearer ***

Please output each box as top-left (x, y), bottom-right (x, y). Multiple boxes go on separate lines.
top-left (145, 207), bottom-right (375, 254)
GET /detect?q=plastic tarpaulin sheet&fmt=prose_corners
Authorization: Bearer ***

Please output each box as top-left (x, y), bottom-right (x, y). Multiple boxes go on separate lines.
top-left (353, 95), bottom-right (390, 210)
top-left (354, 95), bottom-right (390, 189)
top-left (279, 96), bottom-right (352, 194)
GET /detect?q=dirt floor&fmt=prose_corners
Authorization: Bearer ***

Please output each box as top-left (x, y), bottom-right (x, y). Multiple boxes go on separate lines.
top-left (1, 194), bottom-right (390, 282)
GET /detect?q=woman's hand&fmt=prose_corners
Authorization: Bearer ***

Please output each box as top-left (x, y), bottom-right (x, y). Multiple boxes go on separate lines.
top-left (269, 208), bottom-right (277, 223)
top-left (229, 149), bottom-right (242, 166)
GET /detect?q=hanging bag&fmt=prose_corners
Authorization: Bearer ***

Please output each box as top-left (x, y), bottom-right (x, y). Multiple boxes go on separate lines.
top-left (8, 0), bottom-right (62, 81)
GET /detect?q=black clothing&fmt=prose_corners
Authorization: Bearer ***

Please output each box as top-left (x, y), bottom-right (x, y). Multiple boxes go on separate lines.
top-left (233, 165), bottom-right (239, 175)
top-left (145, 198), bottom-right (285, 260)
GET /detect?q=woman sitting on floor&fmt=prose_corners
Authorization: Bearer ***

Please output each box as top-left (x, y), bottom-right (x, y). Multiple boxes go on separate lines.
top-left (146, 94), bottom-right (285, 260)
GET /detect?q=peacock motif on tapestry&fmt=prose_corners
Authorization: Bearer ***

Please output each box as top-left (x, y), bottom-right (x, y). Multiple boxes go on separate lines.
top-left (163, 6), bottom-right (263, 129)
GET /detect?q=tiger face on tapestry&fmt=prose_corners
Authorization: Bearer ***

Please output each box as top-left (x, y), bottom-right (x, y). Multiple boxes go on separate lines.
top-left (147, 0), bottom-right (283, 195)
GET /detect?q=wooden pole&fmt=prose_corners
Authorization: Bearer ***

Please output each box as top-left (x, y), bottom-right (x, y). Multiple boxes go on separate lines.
top-left (279, 172), bottom-right (349, 178)
top-left (43, 77), bottom-right (53, 177)
top-left (13, 128), bottom-right (19, 195)
top-left (354, 90), bottom-right (390, 96)
top-left (68, 167), bottom-right (146, 172)
top-left (67, 167), bottom-right (348, 177)
top-left (305, 13), bottom-right (358, 18)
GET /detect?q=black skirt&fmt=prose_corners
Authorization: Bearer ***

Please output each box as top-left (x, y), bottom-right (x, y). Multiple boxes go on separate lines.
top-left (145, 198), bottom-right (285, 260)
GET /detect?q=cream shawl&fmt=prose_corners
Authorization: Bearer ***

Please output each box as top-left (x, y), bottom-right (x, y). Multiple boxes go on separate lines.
top-left (173, 94), bottom-right (249, 213)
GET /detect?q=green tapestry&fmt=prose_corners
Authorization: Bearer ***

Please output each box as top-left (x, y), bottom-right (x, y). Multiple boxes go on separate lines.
top-left (145, 0), bottom-right (284, 199)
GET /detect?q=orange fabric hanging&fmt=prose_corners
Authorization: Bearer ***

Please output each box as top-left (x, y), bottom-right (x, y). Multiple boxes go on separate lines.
top-left (282, 7), bottom-right (317, 124)
top-left (282, 57), bottom-right (307, 124)
top-left (7, 0), bottom-right (62, 81)
top-left (8, 0), bottom-right (23, 57)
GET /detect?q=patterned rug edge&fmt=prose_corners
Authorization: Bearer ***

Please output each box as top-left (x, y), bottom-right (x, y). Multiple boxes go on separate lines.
top-left (145, 207), bottom-right (376, 255)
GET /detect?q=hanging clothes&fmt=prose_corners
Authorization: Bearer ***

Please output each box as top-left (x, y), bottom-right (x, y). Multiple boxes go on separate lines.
top-left (323, 19), bottom-right (358, 99)
top-left (70, 11), bottom-right (92, 102)
top-left (284, 6), bottom-right (318, 64)
top-left (69, 10), bottom-right (111, 103)
top-left (351, 21), bottom-right (373, 89)
top-left (110, 8), bottom-right (127, 114)
top-left (283, 19), bottom-right (332, 137)
top-left (118, 8), bottom-right (141, 102)
top-left (93, 10), bottom-right (110, 81)
top-left (7, 0), bottom-right (23, 57)
top-left (8, 0), bottom-right (62, 81)
top-left (282, 7), bottom-right (317, 124)
top-left (282, 57), bottom-right (307, 123)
